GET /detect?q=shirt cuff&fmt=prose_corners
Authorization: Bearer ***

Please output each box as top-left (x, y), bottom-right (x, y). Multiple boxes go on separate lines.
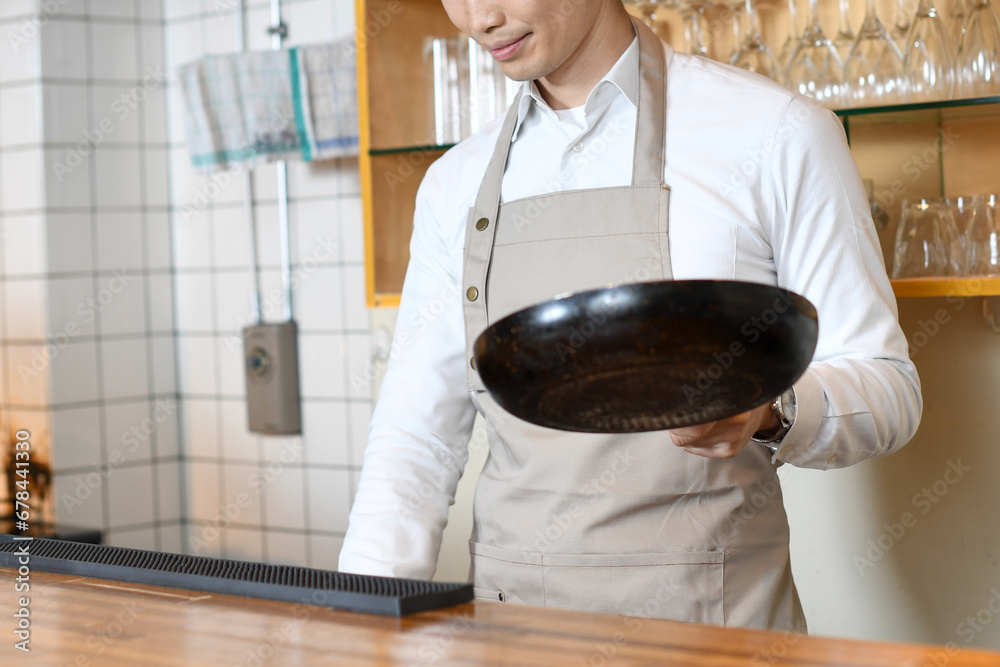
top-left (772, 370), bottom-right (823, 465)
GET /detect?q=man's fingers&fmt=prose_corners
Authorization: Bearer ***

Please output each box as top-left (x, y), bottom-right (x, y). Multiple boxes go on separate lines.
top-left (681, 443), bottom-right (743, 459)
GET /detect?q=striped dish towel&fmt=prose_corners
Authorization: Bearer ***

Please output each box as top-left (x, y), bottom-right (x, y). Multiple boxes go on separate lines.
top-left (178, 37), bottom-right (359, 169)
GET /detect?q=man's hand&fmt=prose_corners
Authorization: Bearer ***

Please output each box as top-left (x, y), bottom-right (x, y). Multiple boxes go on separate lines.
top-left (668, 402), bottom-right (778, 459)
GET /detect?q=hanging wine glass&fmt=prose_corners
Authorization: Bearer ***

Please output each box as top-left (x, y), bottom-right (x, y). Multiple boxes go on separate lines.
top-left (625, 0), bottom-right (654, 22)
top-left (726, 0), bottom-right (748, 63)
top-left (948, 0), bottom-right (971, 48)
top-left (904, 0), bottom-right (955, 101)
top-left (779, 0), bottom-right (800, 67)
top-left (844, 0), bottom-right (910, 106)
top-left (684, 0), bottom-right (711, 57)
top-left (958, 0), bottom-right (1000, 97)
top-left (786, 0), bottom-right (846, 106)
top-left (891, 0), bottom-right (914, 48)
top-left (733, 0), bottom-right (786, 84)
top-left (834, 0), bottom-right (858, 62)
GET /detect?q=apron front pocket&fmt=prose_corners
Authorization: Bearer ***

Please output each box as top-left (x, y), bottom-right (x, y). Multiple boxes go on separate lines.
top-left (469, 542), bottom-right (726, 625)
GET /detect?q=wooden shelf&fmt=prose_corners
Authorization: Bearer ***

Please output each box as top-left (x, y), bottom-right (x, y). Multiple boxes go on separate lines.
top-left (357, 0), bottom-right (457, 308)
top-left (890, 277), bottom-right (1000, 298)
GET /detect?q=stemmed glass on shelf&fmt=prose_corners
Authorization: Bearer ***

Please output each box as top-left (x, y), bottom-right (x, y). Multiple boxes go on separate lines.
top-left (778, 0), bottom-right (800, 66)
top-left (786, 0), bottom-right (846, 106)
top-left (903, 0), bottom-right (956, 101)
top-left (732, 0), bottom-right (786, 84)
top-left (844, 0), bottom-right (910, 106)
top-left (834, 0), bottom-right (858, 62)
top-left (891, 0), bottom-right (914, 49)
top-left (948, 0), bottom-right (971, 48)
top-left (957, 0), bottom-right (1000, 96)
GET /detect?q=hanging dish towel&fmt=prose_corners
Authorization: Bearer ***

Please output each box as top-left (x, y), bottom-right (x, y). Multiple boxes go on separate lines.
top-left (178, 37), bottom-right (359, 169)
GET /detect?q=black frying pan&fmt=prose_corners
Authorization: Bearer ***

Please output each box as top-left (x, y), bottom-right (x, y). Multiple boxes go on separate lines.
top-left (472, 280), bottom-right (818, 433)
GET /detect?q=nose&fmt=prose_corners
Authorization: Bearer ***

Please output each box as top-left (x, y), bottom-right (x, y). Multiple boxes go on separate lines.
top-left (464, 0), bottom-right (505, 35)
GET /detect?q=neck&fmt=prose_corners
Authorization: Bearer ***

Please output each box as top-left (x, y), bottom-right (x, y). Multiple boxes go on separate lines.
top-left (535, 6), bottom-right (636, 110)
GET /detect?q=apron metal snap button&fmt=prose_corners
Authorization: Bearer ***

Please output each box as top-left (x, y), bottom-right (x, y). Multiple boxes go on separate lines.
top-left (475, 217), bottom-right (489, 231)
top-left (466, 286), bottom-right (479, 301)
top-left (497, 590), bottom-right (505, 602)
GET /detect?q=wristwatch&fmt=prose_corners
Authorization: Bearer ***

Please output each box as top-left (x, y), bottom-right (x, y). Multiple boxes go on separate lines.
top-left (751, 387), bottom-right (796, 447)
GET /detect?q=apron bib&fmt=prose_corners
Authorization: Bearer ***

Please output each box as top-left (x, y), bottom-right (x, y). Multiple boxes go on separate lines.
top-left (460, 18), bottom-right (805, 631)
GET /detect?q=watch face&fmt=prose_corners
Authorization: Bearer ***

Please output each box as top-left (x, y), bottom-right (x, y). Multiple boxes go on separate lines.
top-left (781, 388), bottom-right (797, 425)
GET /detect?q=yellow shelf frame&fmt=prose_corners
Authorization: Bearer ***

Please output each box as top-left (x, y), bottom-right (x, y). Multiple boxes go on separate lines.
top-left (890, 277), bottom-right (1000, 298)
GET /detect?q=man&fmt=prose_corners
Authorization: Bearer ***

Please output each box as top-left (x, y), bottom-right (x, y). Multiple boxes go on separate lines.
top-left (339, 0), bottom-right (921, 631)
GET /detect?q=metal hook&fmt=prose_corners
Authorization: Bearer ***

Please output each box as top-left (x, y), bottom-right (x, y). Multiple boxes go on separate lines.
top-left (984, 296), bottom-right (1000, 334)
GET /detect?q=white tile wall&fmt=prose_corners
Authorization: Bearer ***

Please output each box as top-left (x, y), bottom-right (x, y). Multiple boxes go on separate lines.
top-left (177, 336), bottom-right (218, 393)
top-left (96, 212), bottom-right (147, 271)
top-left (90, 23), bottom-right (139, 81)
top-left (306, 467), bottom-right (351, 534)
top-left (0, 22), bottom-right (42, 83)
top-left (13, 0), bottom-right (375, 568)
top-left (53, 471), bottom-right (106, 528)
top-left (107, 465), bottom-right (155, 527)
top-left (5, 280), bottom-right (48, 340)
top-left (0, 5), bottom-right (182, 553)
top-left (6, 342), bottom-right (51, 409)
top-left (94, 150), bottom-right (144, 208)
top-left (151, 335), bottom-right (178, 394)
top-left (265, 530), bottom-right (307, 568)
top-left (48, 341), bottom-right (100, 404)
top-left (0, 84), bottom-right (42, 146)
top-left (100, 338), bottom-right (150, 399)
top-left (46, 213), bottom-right (94, 274)
top-left (2, 215), bottom-right (46, 276)
top-left (42, 84), bottom-right (91, 143)
top-left (209, 207), bottom-right (251, 268)
top-left (104, 400), bottom-right (156, 463)
top-left (174, 273), bottom-right (214, 332)
top-left (2, 149), bottom-right (45, 211)
top-left (158, 460), bottom-right (183, 520)
top-left (91, 85), bottom-right (142, 144)
top-left (50, 405), bottom-right (102, 470)
top-left (45, 276), bottom-right (96, 338)
top-left (0, 0), bottom-right (41, 20)
top-left (222, 460), bottom-right (266, 526)
top-left (301, 400), bottom-right (349, 466)
top-left (40, 20), bottom-right (88, 80)
top-left (89, 0), bottom-right (138, 20)
top-left (43, 147), bottom-right (92, 208)
top-left (263, 464), bottom-right (307, 530)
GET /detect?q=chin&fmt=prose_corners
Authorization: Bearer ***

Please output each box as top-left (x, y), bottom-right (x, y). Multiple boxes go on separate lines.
top-left (497, 59), bottom-right (554, 84)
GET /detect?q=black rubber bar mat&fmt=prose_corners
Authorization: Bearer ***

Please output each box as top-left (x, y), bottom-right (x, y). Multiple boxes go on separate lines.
top-left (0, 536), bottom-right (472, 616)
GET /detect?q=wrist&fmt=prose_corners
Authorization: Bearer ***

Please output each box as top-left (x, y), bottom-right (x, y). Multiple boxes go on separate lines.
top-left (751, 388), bottom-right (796, 446)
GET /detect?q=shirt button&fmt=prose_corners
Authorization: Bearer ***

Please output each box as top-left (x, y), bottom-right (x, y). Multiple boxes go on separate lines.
top-left (466, 286), bottom-right (479, 301)
top-left (827, 455), bottom-right (838, 466)
top-left (475, 217), bottom-right (489, 231)
top-left (572, 143), bottom-right (583, 152)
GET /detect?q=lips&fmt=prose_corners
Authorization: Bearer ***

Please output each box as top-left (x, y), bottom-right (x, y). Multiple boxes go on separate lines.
top-left (489, 35), bottom-right (527, 61)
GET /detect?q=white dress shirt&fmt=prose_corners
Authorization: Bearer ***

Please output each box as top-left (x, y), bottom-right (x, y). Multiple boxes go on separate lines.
top-left (339, 40), bottom-right (922, 579)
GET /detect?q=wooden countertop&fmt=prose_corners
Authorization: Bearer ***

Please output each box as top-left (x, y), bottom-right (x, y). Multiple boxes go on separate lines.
top-left (3, 569), bottom-right (999, 666)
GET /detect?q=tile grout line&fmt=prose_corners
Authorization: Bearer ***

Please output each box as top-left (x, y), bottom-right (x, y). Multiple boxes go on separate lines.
top-left (79, 0), bottom-right (114, 540)
top-left (134, 0), bottom-right (164, 553)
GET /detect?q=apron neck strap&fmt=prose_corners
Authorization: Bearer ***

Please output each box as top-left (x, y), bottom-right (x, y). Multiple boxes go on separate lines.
top-left (631, 16), bottom-right (667, 187)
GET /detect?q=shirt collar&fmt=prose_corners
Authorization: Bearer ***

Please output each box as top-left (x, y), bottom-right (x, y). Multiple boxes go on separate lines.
top-left (510, 36), bottom-right (640, 142)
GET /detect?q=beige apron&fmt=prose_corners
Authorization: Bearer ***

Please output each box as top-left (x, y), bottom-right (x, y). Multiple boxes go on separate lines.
top-left (461, 18), bottom-right (805, 631)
